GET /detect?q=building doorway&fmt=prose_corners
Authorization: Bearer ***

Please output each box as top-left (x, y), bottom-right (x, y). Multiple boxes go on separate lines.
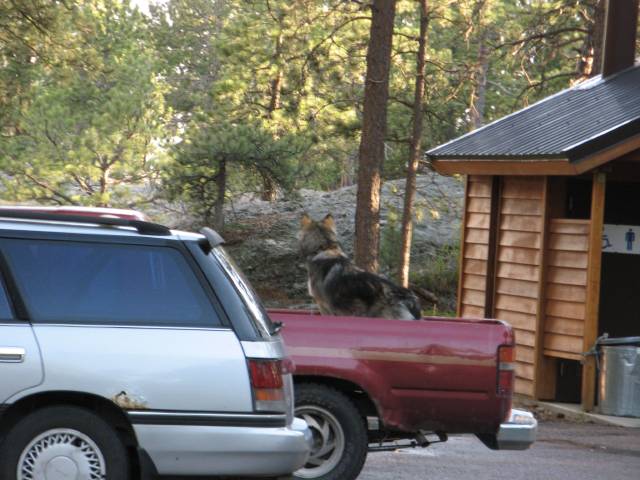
top-left (599, 181), bottom-right (640, 339)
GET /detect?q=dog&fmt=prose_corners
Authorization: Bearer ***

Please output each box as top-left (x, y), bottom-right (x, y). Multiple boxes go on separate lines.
top-left (299, 213), bottom-right (421, 320)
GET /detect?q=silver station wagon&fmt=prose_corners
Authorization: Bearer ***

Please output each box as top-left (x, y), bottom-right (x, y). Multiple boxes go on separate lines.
top-left (0, 207), bottom-right (311, 480)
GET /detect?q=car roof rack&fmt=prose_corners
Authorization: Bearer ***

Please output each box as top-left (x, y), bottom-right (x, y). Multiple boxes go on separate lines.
top-left (0, 209), bottom-right (172, 236)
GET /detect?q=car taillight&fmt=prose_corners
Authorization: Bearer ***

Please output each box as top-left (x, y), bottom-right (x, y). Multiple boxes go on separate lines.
top-left (248, 359), bottom-right (288, 412)
top-left (497, 345), bottom-right (515, 396)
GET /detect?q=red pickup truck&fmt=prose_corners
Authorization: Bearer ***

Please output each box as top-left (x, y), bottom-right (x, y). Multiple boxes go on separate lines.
top-left (271, 309), bottom-right (537, 480)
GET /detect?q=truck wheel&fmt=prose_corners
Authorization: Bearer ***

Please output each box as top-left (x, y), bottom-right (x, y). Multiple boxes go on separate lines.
top-left (0, 406), bottom-right (130, 480)
top-left (294, 383), bottom-right (367, 480)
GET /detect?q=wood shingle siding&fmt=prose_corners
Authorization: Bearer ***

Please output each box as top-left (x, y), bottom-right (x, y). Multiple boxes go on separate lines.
top-left (493, 177), bottom-right (545, 396)
top-left (455, 175), bottom-right (600, 403)
top-left (430, 63), bottom-right (640, 412)
top-left (458, 176), bottom-right (492, 318)
top-left (543, 219), bottom-right (589, 359)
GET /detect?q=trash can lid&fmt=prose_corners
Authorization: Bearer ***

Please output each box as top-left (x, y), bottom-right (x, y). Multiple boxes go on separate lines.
top-left (598, 336), bottom-right (640, 346)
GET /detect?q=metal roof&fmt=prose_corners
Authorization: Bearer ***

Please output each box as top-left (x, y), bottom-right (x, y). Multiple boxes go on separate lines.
top-left (427, 64), bottom-right (640, 161)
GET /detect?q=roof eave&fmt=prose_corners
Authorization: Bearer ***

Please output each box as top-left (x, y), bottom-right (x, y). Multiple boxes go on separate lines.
top-left (431, 131), bottom-right (640, 177)
top-left (430, 157), bottom-right (574, 176)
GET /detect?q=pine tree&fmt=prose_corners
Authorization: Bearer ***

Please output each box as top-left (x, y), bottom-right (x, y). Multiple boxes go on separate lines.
top-left (354, 0), bottom-right (397, 273)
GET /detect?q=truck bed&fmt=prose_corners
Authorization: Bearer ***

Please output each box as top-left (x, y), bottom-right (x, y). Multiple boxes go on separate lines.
top-left (272, 309), bottom-right (514, 435)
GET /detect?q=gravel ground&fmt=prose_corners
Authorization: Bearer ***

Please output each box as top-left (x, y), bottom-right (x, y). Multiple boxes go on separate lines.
top-left (359, 420), bottom-right (640, 480)
top-left (162, 420), bottom-right (640, 480)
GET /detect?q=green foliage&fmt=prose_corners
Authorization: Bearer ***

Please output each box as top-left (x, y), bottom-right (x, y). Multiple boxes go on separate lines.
top-left (0, 0), bottom-right (167, 206)
top-left (165, 120), bottom-right (305, 226)
top-left (149, 0), bottom-right (223, 119)
top-left (411, 244), bottom-right (460, 314)
top-left (413, 244), bottom-right (460, 296)
top-left (0, 0), bottom-right (605, 206)
top-left (379, 203), bottom-right (403, 280)
top-left (0, 1), bottom-right (69, 133)
top-left (0, 0), bottom-right (609, 305)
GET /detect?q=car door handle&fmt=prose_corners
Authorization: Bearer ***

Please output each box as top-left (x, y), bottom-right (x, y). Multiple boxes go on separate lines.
top-left (0, 347), bottom-right (25, 363)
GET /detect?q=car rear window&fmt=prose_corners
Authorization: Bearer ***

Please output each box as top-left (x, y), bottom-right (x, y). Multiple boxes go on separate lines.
top-left (1, 239), bottom-right (220, 327)
top-left (211, 246), bottom-right (275, 338)
top-left (0, 275), bottom-right (12, 320)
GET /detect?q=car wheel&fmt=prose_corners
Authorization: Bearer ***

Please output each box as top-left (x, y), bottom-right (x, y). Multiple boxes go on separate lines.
top-left (294, 383), bottom-right (367, 480)
top-left (0, 405), bottom-right (130, 480)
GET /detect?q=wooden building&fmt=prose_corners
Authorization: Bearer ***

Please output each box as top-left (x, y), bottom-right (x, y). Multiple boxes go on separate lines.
top-left (426, 1), bottom-right (640, 411)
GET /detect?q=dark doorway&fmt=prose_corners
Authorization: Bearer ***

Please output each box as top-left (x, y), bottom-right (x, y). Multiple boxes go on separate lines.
top-left (555, 359), bottom-right (582, 403)
top-left (565, 178), bottom-right (592, 219)
top-left (599, 181), bottom-right (640, 338)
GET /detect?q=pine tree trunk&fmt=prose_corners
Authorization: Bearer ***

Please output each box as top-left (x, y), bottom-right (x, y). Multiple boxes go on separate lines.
top-left (214, 157), bottom-right (226, 231)
top-left (98, 161), bottom-right (110, 207)
top-left (398, 0), bottom-right (429, 288)
top-left (268, 69), bottom-right (283, 115)
top-left (590, 0), bottom-right (606, 76)
top-left (469, 30), bottom-right (489, 130)
top-left (262, 32), bottom-right (283, 202)
top-left (340, 152), bottom-right (357, 188)
top-left (576, 0), bottom-right (605, 79)
top-left (261, 174), bottom-right (277, 202)
top-left (268, 32), bottom-right (284, 118)
top-left (354, 0), bottom-right (396, 273)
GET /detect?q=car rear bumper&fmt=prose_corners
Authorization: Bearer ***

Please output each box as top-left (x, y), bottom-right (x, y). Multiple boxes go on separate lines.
top-left (134, 417), bottom-right (312, 476)
top-left (477, 408), bottom-right (537, 451)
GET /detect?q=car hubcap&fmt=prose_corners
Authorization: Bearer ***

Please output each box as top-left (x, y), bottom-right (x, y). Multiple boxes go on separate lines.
top-left (17, 428), bottom-right (106, 480)
top-left (295, 405), bottom-right (345, 478)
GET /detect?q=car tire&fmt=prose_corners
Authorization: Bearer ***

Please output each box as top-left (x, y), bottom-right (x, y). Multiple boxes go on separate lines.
top-left (294, 383), bottom-right (368, 480)
top-left (0, 405), bottom-right (130, 480)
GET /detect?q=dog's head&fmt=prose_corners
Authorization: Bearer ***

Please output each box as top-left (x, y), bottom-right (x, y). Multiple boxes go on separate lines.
top-left (298, 213), bottom-right (340, 258)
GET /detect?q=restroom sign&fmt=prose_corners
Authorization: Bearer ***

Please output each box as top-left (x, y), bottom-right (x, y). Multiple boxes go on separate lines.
top-left (602, 224), bottom-right (640, 254)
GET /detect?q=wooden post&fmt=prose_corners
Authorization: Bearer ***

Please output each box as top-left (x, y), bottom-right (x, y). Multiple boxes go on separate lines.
top-left (582, 172), bottom-right (606, 411)
top-left (535, 177), bottom-right (567, 400)
top-left (456, 176), bottom-right (470, 317)
top-left (534, 177), bottom-right (554, 399)
top-left (484, 176), bottom-right (501, 318)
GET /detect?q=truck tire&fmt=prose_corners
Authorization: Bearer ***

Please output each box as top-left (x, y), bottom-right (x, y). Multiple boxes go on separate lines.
top-left (294, 383), bottom-right (367, 480)
top-left (0, 406), bottom-right (130, 480)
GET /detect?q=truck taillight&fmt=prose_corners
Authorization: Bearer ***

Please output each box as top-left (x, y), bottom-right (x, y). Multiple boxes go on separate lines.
top-left (248, 359), bottom-right (288, 412)
top-left (497, 345), bottom-right (515, 396)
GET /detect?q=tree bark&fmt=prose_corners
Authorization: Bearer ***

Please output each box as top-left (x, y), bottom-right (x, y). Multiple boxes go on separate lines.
top-left (214, 156), bottom-right (227, 231)
top-left (469, 30), bottom-right (489, 130)
top-left (267, 31), bottom-right (284, 119)
top-left (340, 153), bottom-right (356, 188)
top-left (98, 160), bottom-right (110, 207)
top-left (468, 0), bottom-right (489, 130)
top-left (398, 0), bottom-right (429, 288)
top-left (260, 174), bottom-right (277, 202)
top-left (590, 0), bottom-right (606, 77)
top-left (354, 0), bottom-right (396, 273)
top-left (268, 69), bottom-right (283, 115)
top-left (262, 32), bottom-right (283, 201)
top-left (576, 0), bottom-right (606, 79)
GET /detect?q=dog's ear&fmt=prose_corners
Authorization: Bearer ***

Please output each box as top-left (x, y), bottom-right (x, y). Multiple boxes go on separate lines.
top-left (301, 213), bottom-right (313, 229)
top-left (321, 213), bottom-right (336, 231)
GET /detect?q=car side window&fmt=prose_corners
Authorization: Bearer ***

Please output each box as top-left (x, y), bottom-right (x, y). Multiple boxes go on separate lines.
top-left (0, 274), bottom-right (13, 321)
top-left (1, 239), bottom-right (221, 327)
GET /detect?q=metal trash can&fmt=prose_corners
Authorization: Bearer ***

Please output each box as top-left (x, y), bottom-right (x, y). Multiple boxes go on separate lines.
top-left (598, 336), bottom-right (640, 417)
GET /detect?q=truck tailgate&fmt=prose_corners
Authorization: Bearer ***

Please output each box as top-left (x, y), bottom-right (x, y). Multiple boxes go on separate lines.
top-left (271, 310), bottom-right (514, 434)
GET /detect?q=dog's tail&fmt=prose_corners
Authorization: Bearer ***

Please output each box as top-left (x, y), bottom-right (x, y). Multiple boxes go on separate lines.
top-left (406, 295), bottom-right (422, 320)
top-left (391, 285), bottom-right (422, 320)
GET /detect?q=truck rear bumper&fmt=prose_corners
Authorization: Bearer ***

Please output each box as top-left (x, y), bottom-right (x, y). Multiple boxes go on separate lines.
top-left (477, 409), bottom-right (537, 451)
top-left (495, 409), bottom-right (537, 450)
